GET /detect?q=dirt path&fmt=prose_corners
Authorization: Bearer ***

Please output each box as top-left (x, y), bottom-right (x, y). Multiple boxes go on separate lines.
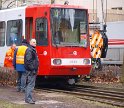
top-left (0, 85), bottom-right (117, 108)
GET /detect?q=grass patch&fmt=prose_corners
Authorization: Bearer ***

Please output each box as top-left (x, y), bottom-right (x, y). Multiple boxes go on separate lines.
top-left (0, 100), bottom-right (25, 108)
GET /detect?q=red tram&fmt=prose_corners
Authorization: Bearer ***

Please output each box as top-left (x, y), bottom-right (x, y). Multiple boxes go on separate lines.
top-left (0, 4), bottom-right (92, 84)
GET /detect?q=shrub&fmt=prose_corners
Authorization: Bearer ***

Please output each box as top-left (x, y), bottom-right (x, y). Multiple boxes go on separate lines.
top-left (0, 67), bottom-right (17, 86)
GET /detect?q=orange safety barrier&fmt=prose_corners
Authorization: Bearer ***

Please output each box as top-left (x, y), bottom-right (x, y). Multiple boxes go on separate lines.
top-left (90, 31), bottom-right (103, 58)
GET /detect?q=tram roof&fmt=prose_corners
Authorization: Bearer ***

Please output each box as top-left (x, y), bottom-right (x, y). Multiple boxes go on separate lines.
top-left (0, 4), bottom-right (87, 14)
top-left (26, 4), bottom-right (87, 10)
top-left (0, 6), bottom-right (26, 12)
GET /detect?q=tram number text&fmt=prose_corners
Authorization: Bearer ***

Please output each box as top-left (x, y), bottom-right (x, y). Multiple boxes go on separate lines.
top-left (69, 60), bottom-right (78, 64)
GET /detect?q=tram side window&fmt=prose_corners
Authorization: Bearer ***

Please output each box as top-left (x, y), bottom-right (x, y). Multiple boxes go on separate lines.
top-left (35, 18), bottom-right (48, 46)
top-left (0, 22), bottom-right (5, 46)
top-left (6, 19), bottom-right (22, 46)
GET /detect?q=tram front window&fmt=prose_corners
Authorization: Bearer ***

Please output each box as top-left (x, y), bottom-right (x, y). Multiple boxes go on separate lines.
top-left (51, 8), bottom-right (88, 46)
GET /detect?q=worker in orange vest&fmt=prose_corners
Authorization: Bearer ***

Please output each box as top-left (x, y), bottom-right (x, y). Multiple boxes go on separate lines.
top-left (4, 44), bottom-right (16, 68)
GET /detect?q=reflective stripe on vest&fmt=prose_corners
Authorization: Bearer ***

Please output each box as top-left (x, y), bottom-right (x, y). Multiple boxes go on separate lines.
top-left (90, 31), bottom-right (103, 58)
top-left (16, 45), bottom-right (28, 64)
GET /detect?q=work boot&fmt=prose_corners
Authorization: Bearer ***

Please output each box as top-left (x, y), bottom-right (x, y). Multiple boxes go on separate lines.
top-left (25, 100), bottom-right (35, 104)
top-left (32, 99), bottom-right (36, 102)
top-left (20, 89), bottom-right (25, 93)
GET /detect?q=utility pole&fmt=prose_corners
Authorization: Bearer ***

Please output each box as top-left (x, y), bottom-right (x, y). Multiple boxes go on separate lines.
top-left (15, 0), bottom-right (18, 7)
top-left (0, 0), bottom-right (2, 10)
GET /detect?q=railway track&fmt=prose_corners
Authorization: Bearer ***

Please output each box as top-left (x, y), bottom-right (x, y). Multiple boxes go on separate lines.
top-left (35, 84), bottom-right (124, 107)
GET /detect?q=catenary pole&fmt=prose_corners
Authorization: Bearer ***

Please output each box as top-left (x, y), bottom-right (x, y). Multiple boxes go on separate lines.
top-left (0, 0), bottom-right (2, 9)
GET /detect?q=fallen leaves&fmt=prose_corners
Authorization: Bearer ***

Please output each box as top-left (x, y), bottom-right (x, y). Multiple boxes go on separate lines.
top-left (90, 65), bottom-right (121, 84)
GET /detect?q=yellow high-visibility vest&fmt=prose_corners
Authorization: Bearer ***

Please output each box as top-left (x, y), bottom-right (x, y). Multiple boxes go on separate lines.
top-left (16, 45), bottom-right (28, 64)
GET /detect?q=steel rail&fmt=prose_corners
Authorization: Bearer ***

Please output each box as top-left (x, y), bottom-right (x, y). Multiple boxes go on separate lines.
top-left (35, 86), bottom-right (124, 107)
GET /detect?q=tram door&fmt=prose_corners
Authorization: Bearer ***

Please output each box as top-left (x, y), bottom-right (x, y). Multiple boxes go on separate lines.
top-left (35, 18), bottom-right (50, 75)
top-left (25, 17), bottom-right (33, 40)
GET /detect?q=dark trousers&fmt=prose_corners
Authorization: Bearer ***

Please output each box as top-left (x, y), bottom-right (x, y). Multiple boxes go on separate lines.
top-left (25, 71), bottom-right (36, 101)
top-left (17, 71), bottom-right (26, 91)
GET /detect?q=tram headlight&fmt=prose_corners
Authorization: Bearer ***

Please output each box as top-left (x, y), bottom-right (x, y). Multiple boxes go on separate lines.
top-left (53, 59), bottom-right (62, 65)
top-left (83, 59), bottom-right (91, 65)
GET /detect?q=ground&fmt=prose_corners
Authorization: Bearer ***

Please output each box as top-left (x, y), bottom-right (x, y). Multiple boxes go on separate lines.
top-left (78, 81), bottom-right (124, 90)
top-left (0, 84), bottom-right (120, 108)
top-left (0, 66), bottom-right (123, 108)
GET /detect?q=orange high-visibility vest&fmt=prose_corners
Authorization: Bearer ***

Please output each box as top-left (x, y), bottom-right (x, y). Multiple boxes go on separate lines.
top-left (4, 48), bottom-right (15, 68)
top-left (16, 45), bottom-right (28, 64)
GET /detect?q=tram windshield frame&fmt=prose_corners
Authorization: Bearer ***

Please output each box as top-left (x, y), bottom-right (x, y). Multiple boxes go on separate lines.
top-left (50, 8), bottom-right (88, 47)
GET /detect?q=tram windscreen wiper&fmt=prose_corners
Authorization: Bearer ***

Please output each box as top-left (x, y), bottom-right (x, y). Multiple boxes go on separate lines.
top-left (60, 42), bottom-right (80, 47)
